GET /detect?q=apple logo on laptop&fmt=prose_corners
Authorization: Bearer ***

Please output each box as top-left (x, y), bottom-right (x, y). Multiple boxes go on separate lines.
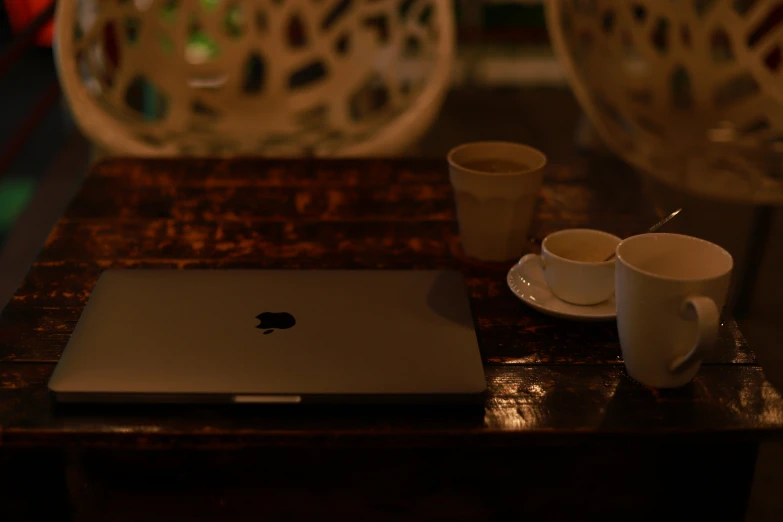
top-left (255, 312), bottom-right (296, 335)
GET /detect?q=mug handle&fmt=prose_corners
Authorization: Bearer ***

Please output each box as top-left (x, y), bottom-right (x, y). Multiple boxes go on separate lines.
top-left (519, 254), bottom-right (546, 287)
top-left (668, 296), bottom-right (720, 374)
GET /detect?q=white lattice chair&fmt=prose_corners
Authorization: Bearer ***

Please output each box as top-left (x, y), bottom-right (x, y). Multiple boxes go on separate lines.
top-left (54, 0), bottom-right (454, 157)
top-left (547, 0), bottom-right (783, 203)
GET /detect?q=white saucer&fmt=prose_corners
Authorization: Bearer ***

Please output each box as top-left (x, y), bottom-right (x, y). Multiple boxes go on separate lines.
top-left (506, 261), bottom-right (617, 322)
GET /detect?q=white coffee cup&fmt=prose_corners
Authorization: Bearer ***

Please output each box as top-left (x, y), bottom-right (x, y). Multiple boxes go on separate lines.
top-left (518, 229), bottom-right (621, 305)
top-left (615, 233), bottom-right (733, 388)
top-left (448, 142), bottom-right (547, 262)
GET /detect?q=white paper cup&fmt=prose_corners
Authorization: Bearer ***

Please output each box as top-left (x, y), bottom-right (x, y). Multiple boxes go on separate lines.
top-left (448, 142), bottom-right (547, 262)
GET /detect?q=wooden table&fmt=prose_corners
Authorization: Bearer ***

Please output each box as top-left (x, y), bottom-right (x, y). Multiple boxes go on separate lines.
top-left (1, 157), bottom-right (781, 521)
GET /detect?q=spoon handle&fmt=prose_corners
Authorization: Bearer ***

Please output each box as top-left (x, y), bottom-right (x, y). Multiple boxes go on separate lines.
top-left (648, 208), bottom-right (682, 233)
top-left (602, 208), bottom-right (683, 262)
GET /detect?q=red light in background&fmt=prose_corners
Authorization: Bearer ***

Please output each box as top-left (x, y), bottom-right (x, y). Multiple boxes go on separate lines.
top-left (5, 0), bottom-right (54, 47)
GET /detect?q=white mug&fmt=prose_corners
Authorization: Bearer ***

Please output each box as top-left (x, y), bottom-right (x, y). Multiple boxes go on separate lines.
top-left (519, 229), bottom-right (621, 305)
top-left (615, 233), bottom-right (733, 388)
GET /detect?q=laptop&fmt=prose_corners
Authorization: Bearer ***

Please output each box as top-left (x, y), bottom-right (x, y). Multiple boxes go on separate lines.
top-left (48, 270), bottom-right (487, 404)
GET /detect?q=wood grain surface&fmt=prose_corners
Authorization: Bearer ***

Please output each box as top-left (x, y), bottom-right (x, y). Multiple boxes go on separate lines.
top-left (0, 156), bottom-right (780, 449)
top-left (1, 155), bottom-right (778, 521)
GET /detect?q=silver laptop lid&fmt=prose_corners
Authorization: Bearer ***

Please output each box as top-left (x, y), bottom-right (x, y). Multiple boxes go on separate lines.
top-left (48, 270), bottom-right (486, 403)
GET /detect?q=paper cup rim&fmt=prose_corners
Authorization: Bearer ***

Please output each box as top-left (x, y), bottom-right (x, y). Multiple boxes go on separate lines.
top-left (447, 141), bottom-right (547, 176)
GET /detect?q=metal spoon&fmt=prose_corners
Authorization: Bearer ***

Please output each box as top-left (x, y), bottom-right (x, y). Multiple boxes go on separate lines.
top-left (603, 208), bottom-right (682, 262)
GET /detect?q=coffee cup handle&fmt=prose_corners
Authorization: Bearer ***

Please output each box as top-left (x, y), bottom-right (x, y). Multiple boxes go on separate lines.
top-left (519, 254), bottom-right (546, 285)
top-left (669, 296), bottom-right (720, 374)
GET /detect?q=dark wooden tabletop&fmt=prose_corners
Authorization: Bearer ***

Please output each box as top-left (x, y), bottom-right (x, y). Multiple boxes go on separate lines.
top-left (1, 156), bottom-right (782, 449)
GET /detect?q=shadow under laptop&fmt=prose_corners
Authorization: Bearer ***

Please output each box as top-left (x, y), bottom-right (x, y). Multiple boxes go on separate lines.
top-left (51, 398), bottom-right (487, 436)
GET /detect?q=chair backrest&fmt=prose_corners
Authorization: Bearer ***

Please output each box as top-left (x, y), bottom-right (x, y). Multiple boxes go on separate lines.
top-left (547, 0), bottom-right (783, 203)
top-left (55, 0), bottom-right (455, 157)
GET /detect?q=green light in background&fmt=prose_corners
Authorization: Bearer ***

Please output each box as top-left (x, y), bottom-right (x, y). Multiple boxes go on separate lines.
top-left (0, 178), bottom-right (36, 232)
top-left (161, 1), bottom-right (178, 23)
